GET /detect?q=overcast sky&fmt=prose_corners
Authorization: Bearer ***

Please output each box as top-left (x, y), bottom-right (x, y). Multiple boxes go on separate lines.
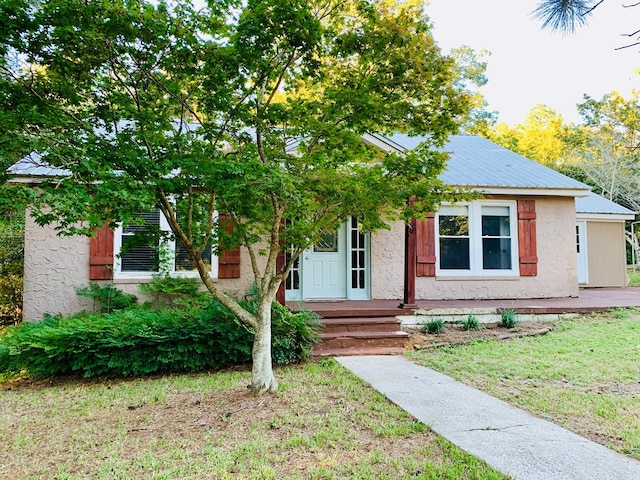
top-left (425, 0), bottom-right (639, 125)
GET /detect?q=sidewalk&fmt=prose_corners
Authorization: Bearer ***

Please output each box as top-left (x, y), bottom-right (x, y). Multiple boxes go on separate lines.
top-left (337, 355), bottom-right (640, 480)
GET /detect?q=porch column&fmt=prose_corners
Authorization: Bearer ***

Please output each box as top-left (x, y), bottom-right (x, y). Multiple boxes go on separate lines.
top-left (400, 217), bottom-right (417, 308)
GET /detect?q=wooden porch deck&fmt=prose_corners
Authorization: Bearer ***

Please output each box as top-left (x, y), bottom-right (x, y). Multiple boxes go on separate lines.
top-left (289, 287), bottom-right (640, 316)
top-left (292, 288), bottom-right (640, 357)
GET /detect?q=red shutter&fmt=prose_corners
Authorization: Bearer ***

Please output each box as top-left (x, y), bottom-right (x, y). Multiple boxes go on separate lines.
top-left (89, 226), bottom-right (114, 280)
top-left (217, 214), bottom-right (241, 279)
top-left (518, 200), bottom-right (538, 276)
top-left (416, 213), bottom-right (436, 277)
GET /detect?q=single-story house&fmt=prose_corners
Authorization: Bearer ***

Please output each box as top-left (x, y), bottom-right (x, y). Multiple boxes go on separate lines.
top-left (11, 134), bottom-right (635, 321)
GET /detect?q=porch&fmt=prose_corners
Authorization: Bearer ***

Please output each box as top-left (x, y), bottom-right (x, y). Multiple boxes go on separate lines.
top-left (291, 288), bottom-right (640, 356)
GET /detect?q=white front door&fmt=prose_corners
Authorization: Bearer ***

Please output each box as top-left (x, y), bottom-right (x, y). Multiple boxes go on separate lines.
top-left (576, 221), bottom-right (589, 285)
top-left (301, 224), bottom-right (347, 299)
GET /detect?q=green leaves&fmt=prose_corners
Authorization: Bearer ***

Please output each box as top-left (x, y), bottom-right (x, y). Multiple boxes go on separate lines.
top-left (0, 298), bottom-right (320, 378)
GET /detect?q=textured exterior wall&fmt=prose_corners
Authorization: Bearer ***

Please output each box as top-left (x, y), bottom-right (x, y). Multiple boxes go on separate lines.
top-left (23, 216), bottom-right (93, 321)
top-left (23, 216), bottom-right (261, 321)
top-left (586, 221), bottom-right (628, 287)
top-left (371, 196), bottom-right (578, 300)
top-left (370, 221), bottom-right (405, 299)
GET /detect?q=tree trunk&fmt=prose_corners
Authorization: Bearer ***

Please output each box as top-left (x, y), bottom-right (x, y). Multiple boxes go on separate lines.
top-left (250, 305), bottom-right (278, 394)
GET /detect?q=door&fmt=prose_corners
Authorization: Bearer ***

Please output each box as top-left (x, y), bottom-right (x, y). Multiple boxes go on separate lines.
top-left (301, 224), bottom-right (347, 299)
top-left (576, 221), bottom-right (589, 285)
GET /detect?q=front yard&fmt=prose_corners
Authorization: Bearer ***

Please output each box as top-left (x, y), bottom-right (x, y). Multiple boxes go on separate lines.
top-left (3, 310), bottom-right (640, 478)
top-left (0, 360), bottom-right (506, 480)
top-left (408, 310), bottom-right (640, 460)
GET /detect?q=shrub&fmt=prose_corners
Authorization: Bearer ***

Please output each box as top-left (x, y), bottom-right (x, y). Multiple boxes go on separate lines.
top-left (422, 319), bottom-right (445, 334)
top-left (76, 283), bottom-right (138, 313)
top-left (0, 300), bottom-right (321, 378)
top-left (139, 275), bottom-right (207, 309)
top-left (0, 212), bottom-right (24, 326)
top-left (499, 308), bottom-right (518, 329)
top-left (462, 314), bottom-right (482, 331)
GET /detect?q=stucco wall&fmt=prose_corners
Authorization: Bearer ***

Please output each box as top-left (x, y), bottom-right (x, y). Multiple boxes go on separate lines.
top-left (23, 217), bottom-right (258, 321)
top-left (585, 221), bottom-right (628, 287)
top-left (370, 221), bottom-right (405, 299)
top-left (23, 215), bottom-right (94, 321)
top-left (371, 196), bottom-right (579, 300)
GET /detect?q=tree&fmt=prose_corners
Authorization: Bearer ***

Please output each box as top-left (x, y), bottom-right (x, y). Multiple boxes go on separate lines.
top-left (570, 91), bottom-right (640, 264)
top-left (534, 0), bottom-right (640, 49)
top-left (485, 104), bottom-right (574, 168)
top-left (533, 0), bottom-right (597, 33)
top-left (0, 0), bottom-right (472, 393)
top-left (448, 46), bottom-right (497, 135)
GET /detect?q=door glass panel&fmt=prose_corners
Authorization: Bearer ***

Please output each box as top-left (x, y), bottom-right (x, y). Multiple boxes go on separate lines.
top-left (314, 229), bottom-right (338, 252)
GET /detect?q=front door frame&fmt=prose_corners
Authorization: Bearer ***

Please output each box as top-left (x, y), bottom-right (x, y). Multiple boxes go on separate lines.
top-left (285, 217), bottom-right (370, 301)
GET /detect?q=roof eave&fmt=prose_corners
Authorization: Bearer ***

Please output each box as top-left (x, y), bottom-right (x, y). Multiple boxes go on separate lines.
top-left (576, 212), bottom-right (636, 221)
top-left (454, 186), bottom-right (591, 198)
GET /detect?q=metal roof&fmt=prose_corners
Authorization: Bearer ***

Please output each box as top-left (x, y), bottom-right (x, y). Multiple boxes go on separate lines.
top-left (576, 192), bottom-right (635, 216)
top-left (8, 132), bottom-right (593, 195)
top-left (385, 133), bottom-right (591, 192)
top-left (8, 154), bottom-right (70, 178)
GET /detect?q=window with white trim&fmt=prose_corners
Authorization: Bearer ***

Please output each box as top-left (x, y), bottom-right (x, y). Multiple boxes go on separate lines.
top-left (436, 201), bottom-right (518, 276)
top-left (113, 209), bottom-right (217, 278)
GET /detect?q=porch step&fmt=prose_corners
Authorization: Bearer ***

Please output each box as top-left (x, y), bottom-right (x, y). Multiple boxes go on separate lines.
top-left (320, 316), bottom-right (404, 334)
top-left (314, 330), bottom-right (409, 354)
top-left (313, 346), bottom-right (406, 357)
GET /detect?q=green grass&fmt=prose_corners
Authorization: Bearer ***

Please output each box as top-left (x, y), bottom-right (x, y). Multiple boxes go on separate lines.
top-left (627, 266), bottom-right (640, 287)
top-left (0, 360), bottom-right (507, 479)
top-left (407, 312), bottom-right (640, 460)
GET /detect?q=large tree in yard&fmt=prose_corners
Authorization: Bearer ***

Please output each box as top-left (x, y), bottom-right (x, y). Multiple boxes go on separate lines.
top-left (0, 0), bottom-right (471, 393)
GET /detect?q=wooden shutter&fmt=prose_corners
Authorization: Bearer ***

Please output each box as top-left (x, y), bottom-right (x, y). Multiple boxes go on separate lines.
top-left (518, 200), bottom-right (538, 276)
top-left (217, 214), bottom-right (241, 279)
top-left (89, 226), bottom-right (114, 280)
top-left (416, 213), bottom-right (436, 277)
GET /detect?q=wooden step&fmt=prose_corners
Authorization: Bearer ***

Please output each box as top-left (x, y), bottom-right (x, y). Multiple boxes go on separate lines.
top-left (313, 346), bottom-right (406, 357)
top-left (311, 308), bottom-right (409, 319)
top-left (315, 330), bottom-right (409, 352)
top-left (320, 316), bottom-right (403, 334)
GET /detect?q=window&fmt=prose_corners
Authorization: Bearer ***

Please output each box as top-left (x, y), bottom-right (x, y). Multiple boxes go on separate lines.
top-left (436, 201), bottom-right (518, 276)
top-left (114, 209), bottom-right (216, 278)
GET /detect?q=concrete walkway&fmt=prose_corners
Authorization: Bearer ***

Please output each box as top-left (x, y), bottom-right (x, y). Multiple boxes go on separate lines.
top-left (337, 355), bottom-right (640, 480)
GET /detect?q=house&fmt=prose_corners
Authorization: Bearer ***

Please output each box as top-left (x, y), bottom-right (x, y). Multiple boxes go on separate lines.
top-left (11, 134), bottom-right (634, 321)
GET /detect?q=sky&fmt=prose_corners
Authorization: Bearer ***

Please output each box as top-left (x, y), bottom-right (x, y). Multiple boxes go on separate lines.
top-left (425, 0), bottom-right (639, 125)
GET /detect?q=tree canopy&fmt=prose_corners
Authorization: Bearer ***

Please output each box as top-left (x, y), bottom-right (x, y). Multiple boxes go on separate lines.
top-left (0, 0), bottom-right (474, 392)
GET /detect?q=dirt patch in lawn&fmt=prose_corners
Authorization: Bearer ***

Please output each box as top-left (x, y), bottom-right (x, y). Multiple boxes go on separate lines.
top-left (405, 322), bottom-right (553, 350)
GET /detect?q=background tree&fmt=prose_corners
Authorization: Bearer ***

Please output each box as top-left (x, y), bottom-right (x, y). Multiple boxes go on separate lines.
top-left (485, 104), bottom-right (574, 168)
top-left (534, 0), bottom-right (640, 49)
top-left (0, 0), bottom-right (473, 393)
top-left (447, 46), bottom-right (497, 135)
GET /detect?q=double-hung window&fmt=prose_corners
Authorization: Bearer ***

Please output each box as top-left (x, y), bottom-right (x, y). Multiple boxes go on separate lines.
top-left (113, 209), bottom-right (216, 278)
top-left (436, 201), bottom-right (518, 276)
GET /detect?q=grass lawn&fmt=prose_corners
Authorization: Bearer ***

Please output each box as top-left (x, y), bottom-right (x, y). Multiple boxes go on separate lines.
top-left (0, 360), bottom-right (507, 480)
top-left (407, 310), bottom-right (640, 460)
top-left (628, 266), bottom-right (640, 287)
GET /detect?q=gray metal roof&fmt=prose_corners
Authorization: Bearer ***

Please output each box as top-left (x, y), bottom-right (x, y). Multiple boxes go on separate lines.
top-left (385, 133), bottom-right (591, 191)
top-left (8, 132), bottom-right (592, 194)
top-left (576, 192), bottom-right (636, 216)
top-left (8, 154), bottom-right (70, 178)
